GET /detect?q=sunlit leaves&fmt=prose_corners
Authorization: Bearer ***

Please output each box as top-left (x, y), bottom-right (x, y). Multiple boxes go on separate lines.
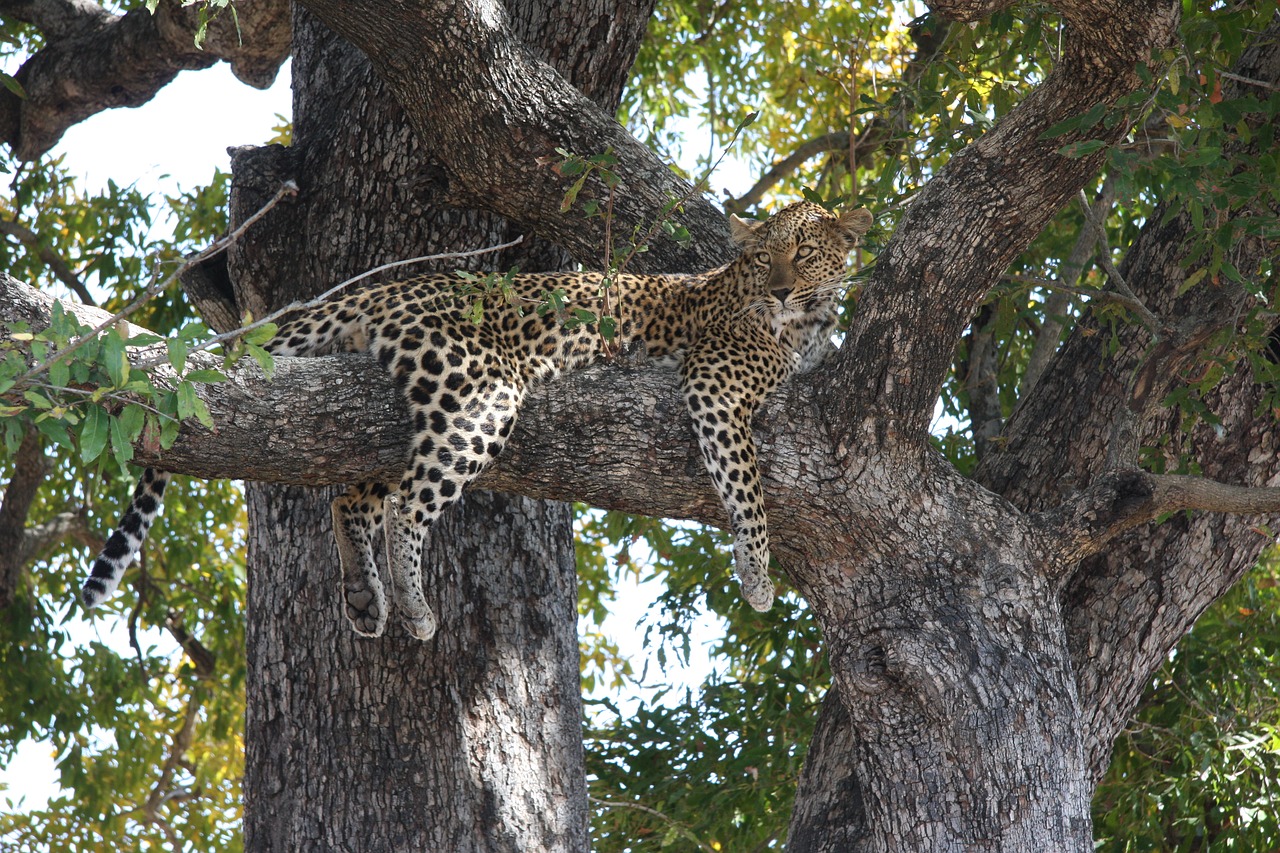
top-left (1094, 557), bottom-right (1280, 851)
top-left (0, 147), bottom-right (247, 849)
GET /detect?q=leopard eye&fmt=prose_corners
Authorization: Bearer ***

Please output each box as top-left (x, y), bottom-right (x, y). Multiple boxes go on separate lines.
top-left (754, 252), bottom-right (771, 267)
top-left (795, 245), bottom-right (816, 259)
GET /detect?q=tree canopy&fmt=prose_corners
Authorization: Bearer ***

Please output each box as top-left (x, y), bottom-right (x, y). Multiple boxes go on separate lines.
top-left (2, 0), bottom-right (1279, 850)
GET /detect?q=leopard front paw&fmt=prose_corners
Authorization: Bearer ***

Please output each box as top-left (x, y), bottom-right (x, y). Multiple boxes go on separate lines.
top-left (741, 573), bottom-right (775, 611)
top-left (734, 543), bottom-right (775, 612)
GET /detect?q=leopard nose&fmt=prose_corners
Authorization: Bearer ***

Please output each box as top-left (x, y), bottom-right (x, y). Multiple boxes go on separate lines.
top-left (772, 288), bottom-right (792, 302)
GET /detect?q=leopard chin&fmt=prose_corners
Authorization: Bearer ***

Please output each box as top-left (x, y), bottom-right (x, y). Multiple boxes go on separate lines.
top-left (86, 201), bottom-right (873, 639)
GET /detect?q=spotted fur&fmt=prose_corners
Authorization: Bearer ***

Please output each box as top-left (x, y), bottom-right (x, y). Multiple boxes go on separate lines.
top-left (82, 467), bottom-right (170, 606)
top-left (84, 202), bottom-right (872, 639)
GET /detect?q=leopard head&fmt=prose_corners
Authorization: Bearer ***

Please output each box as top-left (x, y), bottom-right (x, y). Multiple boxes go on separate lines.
top-left (730, 201), bottom-right (873, 325)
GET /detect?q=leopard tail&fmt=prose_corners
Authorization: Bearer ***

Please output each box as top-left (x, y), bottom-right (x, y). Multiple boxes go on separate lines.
top-left (82, 468), bottom-right (171, 607)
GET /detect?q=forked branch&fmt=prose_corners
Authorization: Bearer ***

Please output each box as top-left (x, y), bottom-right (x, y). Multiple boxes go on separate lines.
top-left (1037, 469), bottom-right (1280, 568)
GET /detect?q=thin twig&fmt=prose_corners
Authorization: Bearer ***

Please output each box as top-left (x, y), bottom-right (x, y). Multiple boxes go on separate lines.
top-left (141, 688), bottom-right (204, 845)
top-left (1003, 273), bottom-right (1158, 319)
top-left (587, 795), bottom-right (717, 853)
top-left (133, 234), bottom-right (526, 370)
top-left (0, 217), bottom-right (97, 305)
top-left (1218, 70), bottom-right (1280, 92)
top-left (16, 181), bottom-right (299, 387)
top-left (1077, 189), bottom-right (1166, 338)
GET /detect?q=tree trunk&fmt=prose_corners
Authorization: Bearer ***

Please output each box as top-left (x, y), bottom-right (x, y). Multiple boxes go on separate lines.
top-left (7, 1), bottom-right (1279, 849)
top-left (787, 14), bottom-right (1280, 850)
top-left (229, 4), bottom-right (651, 848)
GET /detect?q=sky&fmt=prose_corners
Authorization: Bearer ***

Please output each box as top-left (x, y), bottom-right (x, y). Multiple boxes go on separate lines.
top-left (1, 52), bottom-right (756, 817)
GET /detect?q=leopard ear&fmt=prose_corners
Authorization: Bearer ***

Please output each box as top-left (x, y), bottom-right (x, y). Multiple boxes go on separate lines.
top-left (729, 213), bottom-right (762, 246)
top-left (836, 207), bottom-right (874, 242)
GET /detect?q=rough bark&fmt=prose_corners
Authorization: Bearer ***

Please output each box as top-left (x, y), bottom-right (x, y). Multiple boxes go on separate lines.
top-left (788, 13), bottom-right (1280, 848)
top-left (0, 0), bottom-right (292, 159)
top-left (5, 0), bottom-right (1280, 849)
top-left (229, 3), bottom-right (652, 850)
top-left (291, 0), bottom-right (736, 274)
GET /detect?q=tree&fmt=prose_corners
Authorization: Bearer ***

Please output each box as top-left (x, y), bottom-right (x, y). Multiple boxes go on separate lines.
top-left (3, 0), bottom-right (1279, 850)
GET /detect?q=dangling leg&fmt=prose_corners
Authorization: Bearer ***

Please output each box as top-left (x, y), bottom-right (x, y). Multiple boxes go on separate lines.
top-left (690, 400), bottom-right (776, 611)
top-left (330, 481), bottom-right (390, 637)
top-left (682, 335), bottom-right (788, 611)
top-left (383, 362), bottom-right (524, 640)
top-left (382, 488), bottom-right (437, 641)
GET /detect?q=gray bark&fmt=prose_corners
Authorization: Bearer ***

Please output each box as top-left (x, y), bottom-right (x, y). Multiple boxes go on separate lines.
top-left (233, 11), bottom-right (590, 845)
top-left (0, 0), bottom-right (291, 159)
top-left (5, 0), bottom-right (1280, 849)
top-left (227, 2), bottom-right (651, 849)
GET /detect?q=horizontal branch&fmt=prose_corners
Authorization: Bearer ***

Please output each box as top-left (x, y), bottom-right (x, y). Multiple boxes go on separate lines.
top-left (1036, 469), bottom-right (1280, 567)
top-left (0, 273), bottom-right (735, 532)
top-left (1, 0), bottom-right (290, 160)
top-left (0, 0), bottom-right (112, 40)
top-left (727, 132), bottom-right (849, 214)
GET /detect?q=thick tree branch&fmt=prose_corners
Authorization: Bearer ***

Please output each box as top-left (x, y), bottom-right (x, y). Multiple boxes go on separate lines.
top-left (0, 0), bottom-right (111, 40)
top-left (1, 0), bottom-right (291, 160)
top-left (0, 427), bottom-right (101, 605)
top-left (0, 425), bottom-right (47, 605)
top-left (974, 15), bottom-right (1280, 774)
top-left (0, 272), bottom-right (730, 530)
top-left (826, 0), bottom-right (1180, 443)
top-left (727, 132), bottom-right (851, 215)
top-left (292, 0), bottom-right (734, 274)
top-left (1037, 470), bottom-right (1280, 567)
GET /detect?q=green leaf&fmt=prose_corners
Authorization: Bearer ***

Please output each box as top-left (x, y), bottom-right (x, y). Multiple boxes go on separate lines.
top-left (118, 403), bottom-right (146, 441)
top-left (1057, 140), bottom-right (1108, 159)
top-left (109, 416), bottom-right (134, 467)
top-left (1177, 267), bottom-right (1208, 296)
top-left (242, 322), bottom-right (278, 347)
top-left (599, 316), bottom-right (618, 340)
top-left (246, 344), bottom-right (275, 379)
top-left (79, 404), bottom-right (110, 463)
top-left (176, 381), bottom-right (201, 422)
top-left (23, 389), bottom-right (52, 409)
top-left (1039, 103), bottom-right (1107, 141)
top-left (102, 329), bottom-right (129, 387)
top-left (561, 173), bottom-right (589, 213)
top-left (0, 71), bottom-right (25, 99)
top-left (34, 416), bottom-right (71, 448)
top-left (48, 357), bottom-right (70, 390)
top-left (159, 416), bottom-right (181, 449)
top-left (191, 395), bottom-right (214, 429)
top-left (184, 369), bottom-right (227, 383)
top-left (168, 337), bottom-right (189, 373)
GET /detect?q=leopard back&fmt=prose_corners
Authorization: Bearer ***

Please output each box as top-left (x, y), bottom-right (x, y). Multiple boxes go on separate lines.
top-left (84, 202), bottom-right (874, 640)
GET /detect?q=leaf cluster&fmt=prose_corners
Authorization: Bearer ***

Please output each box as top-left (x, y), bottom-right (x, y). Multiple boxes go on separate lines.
top-left (1, 153), bottom-right (250, 847)
top-left (1094, 555), bottom-right (1280, 852)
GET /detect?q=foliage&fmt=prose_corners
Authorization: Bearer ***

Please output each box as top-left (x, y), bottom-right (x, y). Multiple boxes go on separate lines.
top-left (598, 0), bottom-right (1280, 847)
top-left (2, 0), bottom-right (1280, 849)
top-left (579, 512), bottom-right (827, 850)
top-left (1, 150), bottom-right (249, 850)
top-left (1094, 555), bottom-right (1280, 852)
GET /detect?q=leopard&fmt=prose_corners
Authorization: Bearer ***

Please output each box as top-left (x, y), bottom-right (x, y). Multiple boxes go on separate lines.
top-left (83, 201), bottom-right (873, 641)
